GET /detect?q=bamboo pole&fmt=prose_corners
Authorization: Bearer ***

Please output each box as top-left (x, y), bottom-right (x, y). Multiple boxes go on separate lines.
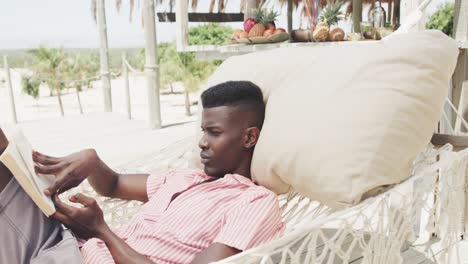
top-left (144, 0), bottom-right (162, 129)
top-left (122, 52), bottom-right (132, 120)
top-left (96, 0), bottom-right (113, 112)
top-left (3, 56), bottom-right (17, 124)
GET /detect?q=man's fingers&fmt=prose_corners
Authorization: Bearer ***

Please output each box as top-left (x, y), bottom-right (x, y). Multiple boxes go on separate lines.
top-left (44, 167), bottom-right (73, 196)
top-left (44, 177), bottom-right (64, 196)
top-left (51, 211), bottom-right (72, 225)
top-left (35, 162), bottom-right (64, 175)
top-left (69, 193), bottom-right (97, 208)
top-left (33, 151), bottom-right (60, 165)
top-left (52, 194), bottom-right (77, 216)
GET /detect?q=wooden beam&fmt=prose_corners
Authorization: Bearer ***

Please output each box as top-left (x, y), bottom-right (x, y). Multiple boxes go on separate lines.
top-left (158, 12), bottom-right (245, 22)
top-left (96, 0), bottom-right (112, 112)
top-left (431, 133), bottom-right (468, 150)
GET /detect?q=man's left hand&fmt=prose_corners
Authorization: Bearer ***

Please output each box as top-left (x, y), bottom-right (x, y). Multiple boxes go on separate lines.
top-left (52, 193), bottom-right (109, 240)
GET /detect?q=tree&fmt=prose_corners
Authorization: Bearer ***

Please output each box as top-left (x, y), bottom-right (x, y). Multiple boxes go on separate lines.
top-left (426, 2), bottom-right (454, 37)
top-left (176, 23), bottom-right (234, 115)
top-left (28, 46), bottom-right (68, 116)
top-left (158, 44), bottom-right (185, 93)
top-left (63, 54), bottom-right (100, 114)
top-left (21, 75), bottom-right (41, 100)
top-left (178, 51), bottom-right (216, 115)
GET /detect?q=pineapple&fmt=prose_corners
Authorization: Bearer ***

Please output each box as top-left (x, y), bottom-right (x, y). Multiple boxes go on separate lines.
top-left (248, 8), bottom-right (281, 38)
top-left (249, 8), bottom-right (267, 37)
top-left (263, 9), bottom-right (280, 30)
top-left (249, 23), bottom-right (266, 37)
top-left (313, 0), bottom-right (344, 42)
top-left (319, 0), bottom-right (344, 27)
top-left (253, 8), bottom-right (266, 24)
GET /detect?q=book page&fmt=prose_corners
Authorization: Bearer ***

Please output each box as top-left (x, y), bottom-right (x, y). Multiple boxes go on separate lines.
top-left (3, 128), bottom-right (55, 213)
top-left (15, 134), bottom-right (55, 194)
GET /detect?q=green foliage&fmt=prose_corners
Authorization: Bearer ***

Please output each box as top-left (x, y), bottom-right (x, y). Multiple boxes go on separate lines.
top-left (158, 43), bottom-right (185, 90)
top-left (64, 53), bottom-right (100, 91)
top-left (188, 23), bottom-right (234, 45)
top-left (26, 46), bottom-right (100, 96)
top-left (27, 46), bottom-right (68, 92)
top-left (21, 75), bottom-right (41, 99)
top-left (426, 2), bottom-right (454, 36)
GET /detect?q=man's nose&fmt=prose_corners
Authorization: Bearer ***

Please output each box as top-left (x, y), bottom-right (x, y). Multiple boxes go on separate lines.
top-left (198, 135), bottom-right (208, 150)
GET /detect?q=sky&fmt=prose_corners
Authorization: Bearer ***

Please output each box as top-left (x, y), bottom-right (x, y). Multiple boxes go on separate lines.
top-left (0, 0), bottom-right (447, 50)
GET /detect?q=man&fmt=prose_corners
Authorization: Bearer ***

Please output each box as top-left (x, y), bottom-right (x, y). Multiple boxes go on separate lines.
top-left (0, 81), bottom-right (284, 264)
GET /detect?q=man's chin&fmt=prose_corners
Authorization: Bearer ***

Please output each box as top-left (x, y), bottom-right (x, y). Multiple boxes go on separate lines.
top-left (203, 166), bottom-right (222, 178)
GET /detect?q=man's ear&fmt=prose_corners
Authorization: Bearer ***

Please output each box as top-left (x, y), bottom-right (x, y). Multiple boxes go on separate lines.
top-left (243, 127), bottom-right (260, 149)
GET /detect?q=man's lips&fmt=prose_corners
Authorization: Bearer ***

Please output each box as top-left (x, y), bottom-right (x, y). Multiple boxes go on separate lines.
top-left (200, 153), bottom-right (210, 164)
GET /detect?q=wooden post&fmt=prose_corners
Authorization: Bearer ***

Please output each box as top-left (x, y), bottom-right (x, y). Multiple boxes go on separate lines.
top-left (244, 0), bottom-right (257, 20)
top-left (287, 0), bottom-right (293, 41)
top-left (352, 0), bottom-right (363, 33)
top-left (3, 56), bottom-right (17, 124)
top-left (393, 0), bottom-right (400, 28)
top-left (143, 0), bottom-right (162, 129)
top-left (388, 0), bottom-right (393, 24)
top-left (465, 165), bottom-right (468, 239)
top-left (175, 0), bottom-right (189, 51)
top-left (122, 52), bottom-right (132, 120)
top-left (76, 88), bottom-right (83, 114)
top-left (453, 0), bottom-right (468, 238)
top-left (55, 81), bottom-right (65, 116)
top-left (96, 0), bottom-right (113, 112)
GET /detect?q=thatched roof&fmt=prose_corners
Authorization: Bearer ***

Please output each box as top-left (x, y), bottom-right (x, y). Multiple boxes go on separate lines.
top-left (91, 0), bottom-right (391, 23)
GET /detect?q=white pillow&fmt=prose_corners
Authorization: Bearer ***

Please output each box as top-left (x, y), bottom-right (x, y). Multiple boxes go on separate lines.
top-left (198, 30), bottom-right (459, 208)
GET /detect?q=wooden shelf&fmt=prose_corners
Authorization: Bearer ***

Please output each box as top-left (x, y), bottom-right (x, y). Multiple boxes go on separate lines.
top-left (184, 39), bottom-right (468, 60)
top-left (184, 41), bottom-right (380, 60)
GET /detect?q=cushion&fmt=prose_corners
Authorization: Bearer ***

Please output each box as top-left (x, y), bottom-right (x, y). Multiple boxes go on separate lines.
top-left (196, 30), bottom-right (459, 208)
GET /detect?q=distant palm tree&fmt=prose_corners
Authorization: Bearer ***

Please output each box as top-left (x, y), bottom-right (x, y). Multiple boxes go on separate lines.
top-left (28, 46), bottom-right (68, 116)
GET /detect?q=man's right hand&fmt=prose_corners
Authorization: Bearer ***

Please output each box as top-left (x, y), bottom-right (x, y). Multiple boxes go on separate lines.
top-left (33, 149), bottom-right (100, 196)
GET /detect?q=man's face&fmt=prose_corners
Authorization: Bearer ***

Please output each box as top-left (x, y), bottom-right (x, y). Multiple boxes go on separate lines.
top-left (199, 106), bottom-right (247, 177)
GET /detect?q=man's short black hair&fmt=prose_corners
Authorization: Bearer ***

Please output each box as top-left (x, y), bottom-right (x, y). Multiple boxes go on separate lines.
top-left (201, 81), bottom-right (265, 129)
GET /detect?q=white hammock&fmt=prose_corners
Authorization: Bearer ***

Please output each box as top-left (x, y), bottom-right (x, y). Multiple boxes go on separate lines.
top-left (69, 2), bottom-right (468, 263)
top-left (70, 125), bottom-right (467, 263)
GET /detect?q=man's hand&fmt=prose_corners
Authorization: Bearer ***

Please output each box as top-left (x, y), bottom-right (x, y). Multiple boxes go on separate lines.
top-left (0, 128), bottom-right (8, 152)
top-left (33, 149), bottom-right (100, 196)
top-left (52, 193), bottom-right (109, 240)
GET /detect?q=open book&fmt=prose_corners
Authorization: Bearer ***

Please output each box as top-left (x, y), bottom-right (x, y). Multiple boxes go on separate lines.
top-left (0, 128), bottom-right (55, 217)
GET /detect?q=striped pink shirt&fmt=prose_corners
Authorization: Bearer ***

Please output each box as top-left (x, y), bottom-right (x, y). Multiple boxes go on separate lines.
top-left (80, 169), bottom-right (284, 264)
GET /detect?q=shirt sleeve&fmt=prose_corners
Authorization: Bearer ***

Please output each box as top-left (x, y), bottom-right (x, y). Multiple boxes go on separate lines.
top-left (213, 189), bottom-right (285, 251)
top-left (146, 170), bottom-right (170, 200)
